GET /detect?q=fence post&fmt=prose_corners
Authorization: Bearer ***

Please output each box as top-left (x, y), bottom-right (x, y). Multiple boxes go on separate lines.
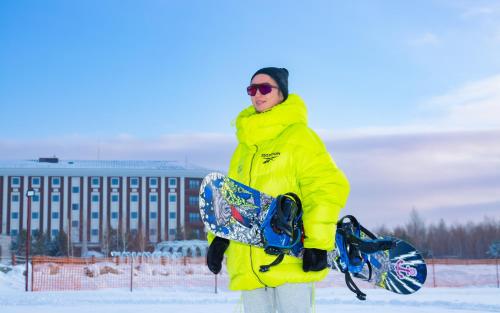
top-left (12, 254), bottom-right (16, 266)
top-left (496, 258), bottom-right (499, 288)
top-left (432, 259), bottom-right (436, 288)
top-left (31, 258), bottom-right (35, 292)
top-left (130, 257), bottom-right (133, 292)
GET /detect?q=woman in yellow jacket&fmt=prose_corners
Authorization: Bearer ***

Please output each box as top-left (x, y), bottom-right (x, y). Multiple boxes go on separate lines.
top-left (207, 67), bottom-right (350, 313)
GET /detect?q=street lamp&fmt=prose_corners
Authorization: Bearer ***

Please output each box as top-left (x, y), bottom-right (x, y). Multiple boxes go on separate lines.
top-left (25, 189), bottom-right (35, 292)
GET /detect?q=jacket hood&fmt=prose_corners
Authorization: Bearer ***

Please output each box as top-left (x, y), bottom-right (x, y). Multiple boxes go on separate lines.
top-left (235, 94), bottom-right (308, 145)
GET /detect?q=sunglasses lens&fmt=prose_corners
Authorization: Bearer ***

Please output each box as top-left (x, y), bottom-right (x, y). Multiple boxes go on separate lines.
top-left (247, 86), bottom-right (257, 96)
top-left (259, 85), bottom-right (273, 95)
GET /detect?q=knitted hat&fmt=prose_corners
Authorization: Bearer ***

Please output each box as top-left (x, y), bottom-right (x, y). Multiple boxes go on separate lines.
top-left (251, 67), bottom-right (289, 101)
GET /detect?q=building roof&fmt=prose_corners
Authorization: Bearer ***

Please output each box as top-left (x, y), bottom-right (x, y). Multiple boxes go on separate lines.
top-left (0, 159), bottom-right (213, 177)
top-left (0, 159), bottom-right (200, 170)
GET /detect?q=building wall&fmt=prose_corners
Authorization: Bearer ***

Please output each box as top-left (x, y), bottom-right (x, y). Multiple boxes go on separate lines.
top-left (184, 177), bottom-right (203, 239)
top-left (0, 173), bottom-right (205, 256)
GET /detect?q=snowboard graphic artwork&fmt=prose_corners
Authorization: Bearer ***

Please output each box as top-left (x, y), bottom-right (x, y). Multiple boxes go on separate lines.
top-left (199, 172), bottom-right (427, 296)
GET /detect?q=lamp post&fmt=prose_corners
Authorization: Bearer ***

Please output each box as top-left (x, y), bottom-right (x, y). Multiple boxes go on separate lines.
top-left (25, 189), bottom-right (35, 292)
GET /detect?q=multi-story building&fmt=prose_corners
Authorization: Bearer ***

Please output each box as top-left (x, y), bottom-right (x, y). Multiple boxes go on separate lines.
top-left (0, 158), bottom-right (212, 256)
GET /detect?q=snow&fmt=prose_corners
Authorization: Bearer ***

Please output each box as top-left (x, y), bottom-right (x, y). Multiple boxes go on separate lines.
top-left (0, 286), bottom-right (498, 313)
top-left (1, 264), bottom-right (499, 313)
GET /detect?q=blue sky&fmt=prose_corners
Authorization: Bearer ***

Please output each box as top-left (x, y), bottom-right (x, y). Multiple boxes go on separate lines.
top-left (2, 0), bottom-right (499, 138)
top-left (1, 0), bottom-right (500, 227)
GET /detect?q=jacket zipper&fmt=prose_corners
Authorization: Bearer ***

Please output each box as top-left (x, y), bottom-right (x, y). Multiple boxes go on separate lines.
top-left (248, 144), bottom-right (258, 186)
top-left (248, 144), bottom-right (267, 287)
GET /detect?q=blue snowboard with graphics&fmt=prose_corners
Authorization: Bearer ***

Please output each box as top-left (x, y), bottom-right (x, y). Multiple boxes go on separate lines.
top-left (199, 172), bottom-right (427, 297)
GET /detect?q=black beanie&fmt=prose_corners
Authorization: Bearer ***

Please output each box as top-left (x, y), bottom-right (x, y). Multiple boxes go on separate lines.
top-left (251, 67), bottom-right (289, 101)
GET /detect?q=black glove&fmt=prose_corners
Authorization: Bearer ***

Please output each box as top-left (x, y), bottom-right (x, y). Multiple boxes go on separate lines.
top-left (206, 237), bottom-right (230, 274)
top-left (302, 248), bottom-right (328, 272)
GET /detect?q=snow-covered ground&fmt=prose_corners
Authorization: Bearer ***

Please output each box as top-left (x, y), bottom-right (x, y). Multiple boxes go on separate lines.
top-left (0, 286), bottom-right (498, 313)
top-left (1, 264), bottom-right (499, 313)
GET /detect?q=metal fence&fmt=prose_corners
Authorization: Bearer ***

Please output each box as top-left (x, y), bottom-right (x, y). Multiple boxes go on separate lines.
top-left (13, 256), bottom-right (500, 292)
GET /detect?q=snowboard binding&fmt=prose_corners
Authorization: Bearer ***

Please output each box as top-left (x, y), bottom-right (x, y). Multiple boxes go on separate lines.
top-left (335, 215), bottom-right (395, 300)
top-left (259, 193), bottom-right (303, 272)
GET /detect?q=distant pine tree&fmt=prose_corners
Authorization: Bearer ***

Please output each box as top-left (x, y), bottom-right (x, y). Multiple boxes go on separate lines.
top-left (11, 230), bottom-right (27, 256)
top-left (487, 241), bottom-right (499, 258)
top-left (32, 230), bottom-right (48, 255)
top-left (55, 230), bottom-right (69, 256)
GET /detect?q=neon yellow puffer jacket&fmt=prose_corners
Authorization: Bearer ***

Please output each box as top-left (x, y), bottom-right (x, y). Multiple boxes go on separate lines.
top-left (209, 94), bottom-right (350, 290)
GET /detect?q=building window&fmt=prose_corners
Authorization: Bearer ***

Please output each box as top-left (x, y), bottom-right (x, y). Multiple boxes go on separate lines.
top-left (52, 194), bottom-right (60, 202)
top-left (71, 221), bottom-right (79, 227)
top-left (31, 230), bottom-right (38, 236)
top-left (11, 212), bottom-right (18, 219)
top-left (12, 177), bottom-right (20, 186)
top-left (10, 229), bottom-right (18, 237)
top-left (72, 186), bottom-right (80, 193)
top-left (188, 195), bottom-right (199, 207)
top-left (92, 194), bottom-right (99, 202)
top-left (169, 194), bottom-right (176, 202)
top-left (51, 229), bottom-right (59, 237)
top-left (131, 212), bottom-right (138, 219)
top-left (12, 194), bottom-right (19, 202)
top-left (150, 229), bottom-right (157, 236)
top-left (168, 178), bottom-right (177, 188)
top-left (72, 203), bottom-right (79, 210)
top-left (91, 212), bottom-right (99, 219)
top-left (32, 212), bottom-right (39, 219)
top-left (111, 194), bottom-right (119, 202)
top-left (52, 177), bottom-right (60, 186)
top-left (150, 178), bottom-right (158, 187)
top-left (150, 194), bottom-right (157, 202)
top-left (91, 177), bottom-right (99, 187)
top-left (169, 229), bottom-right (176, 236)
top-left (189, 179), bottom-right (200, 190)
top-left (32, 177), bottom-right (40, 186)
top-left (150, 212), bottom-right (157, 219)
top-left (169, 212), bottom-right (176, 219)
top-left (130, 177), bottom-right (139, 187)
top-left (111, 177), bottom-right (119, 187)
top-left (111, 212), bottom-right (118, 219)
top-left (32, 195), bottom-right (40, 202)
top-left (131, 194), bottom-right (138, 202)
top-left (91, 229), bottom-right (99, 236)
top-left (189, 212), bottom-right (200, 223)
top-left (52, 212), bottom-right (59, 219)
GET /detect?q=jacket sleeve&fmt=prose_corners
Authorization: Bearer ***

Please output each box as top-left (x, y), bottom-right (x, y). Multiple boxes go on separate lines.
top-left (295, 128), bottom-right (350, 251)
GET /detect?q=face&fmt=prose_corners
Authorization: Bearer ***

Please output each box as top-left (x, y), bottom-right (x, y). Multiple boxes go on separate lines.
top-left (249, 74), bottom-right (284, 113)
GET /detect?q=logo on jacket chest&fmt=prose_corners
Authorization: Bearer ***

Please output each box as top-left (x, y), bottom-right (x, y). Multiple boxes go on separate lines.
top-left (261, 152), bottom-right (281, 164)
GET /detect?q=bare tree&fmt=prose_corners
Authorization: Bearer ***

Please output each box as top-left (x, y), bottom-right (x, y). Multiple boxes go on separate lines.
top-left (379, 210), bottom-right (500, 258)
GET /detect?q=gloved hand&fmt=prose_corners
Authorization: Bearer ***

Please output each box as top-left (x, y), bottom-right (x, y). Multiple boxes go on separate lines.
top-left (206, 236), bottom-right (230, 274)
top-left (302, 248), bottom-right (328, 272)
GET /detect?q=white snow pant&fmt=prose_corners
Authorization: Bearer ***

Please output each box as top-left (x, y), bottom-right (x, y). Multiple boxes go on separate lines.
top-left (242, 283), bottom-right (313, 313)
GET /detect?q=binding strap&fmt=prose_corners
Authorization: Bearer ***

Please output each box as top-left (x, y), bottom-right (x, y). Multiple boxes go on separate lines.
top-left (345, 271), bottom-right (366, 301)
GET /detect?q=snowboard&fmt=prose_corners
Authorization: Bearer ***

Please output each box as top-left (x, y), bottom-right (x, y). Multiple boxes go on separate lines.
top-left (199, 172), bottom-right (427, 297)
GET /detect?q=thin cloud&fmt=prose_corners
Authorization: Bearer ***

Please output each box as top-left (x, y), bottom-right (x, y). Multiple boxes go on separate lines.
top-left (1, 129), bottom-right (499, 228)
top-left (460, 5), bottom-right (498, 19)
top-left (408, 32), bottom-right (440, 46)
top-left (420, 74), bottom-right (500, 130)
top-left (461, 7), bottom-right (494, 18)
